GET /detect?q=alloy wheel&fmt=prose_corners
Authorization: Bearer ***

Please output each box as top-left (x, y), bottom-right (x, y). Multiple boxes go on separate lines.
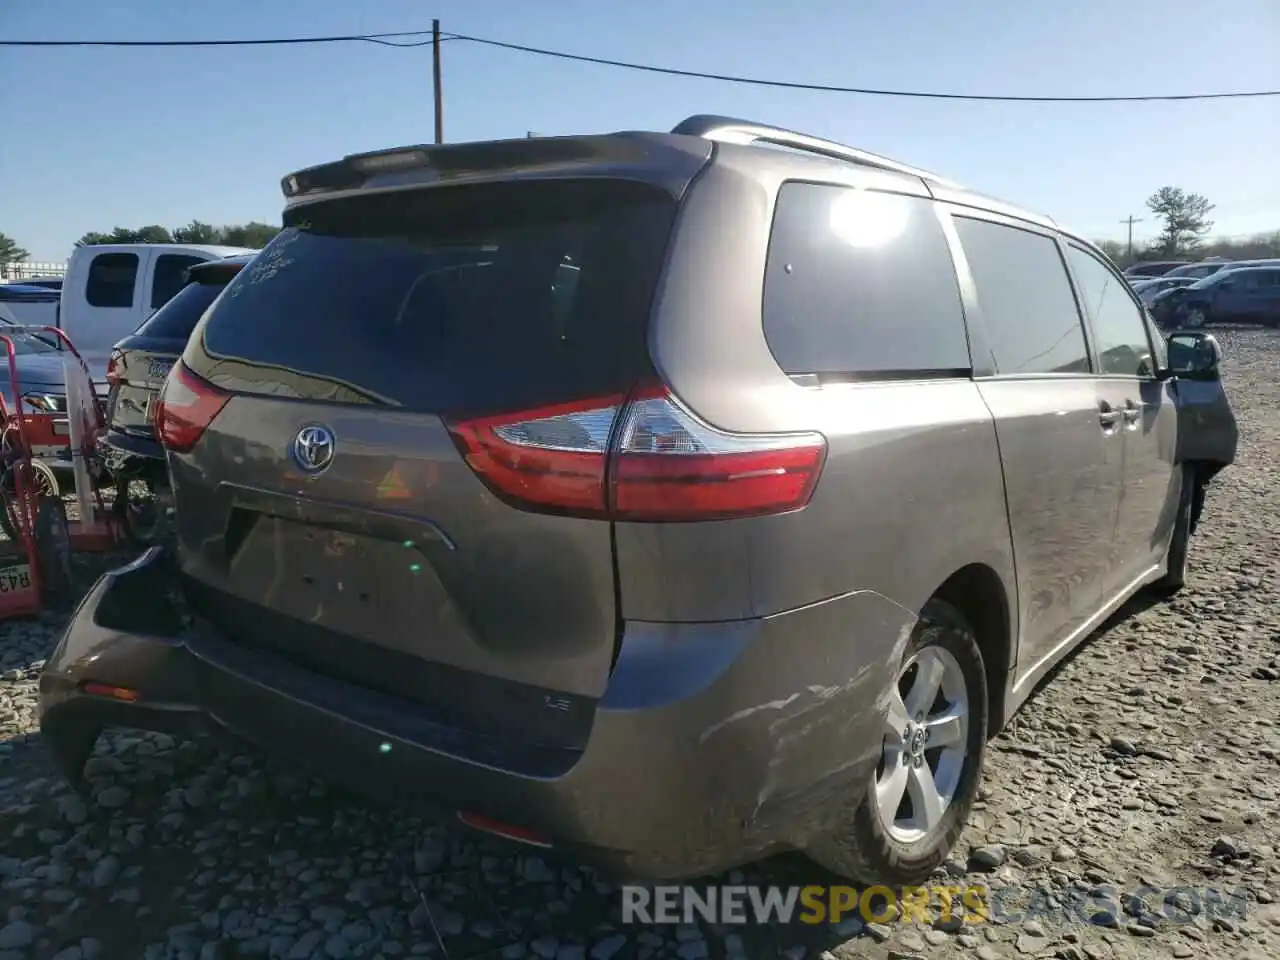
top-left (875, 645), bottom-right (971, 843)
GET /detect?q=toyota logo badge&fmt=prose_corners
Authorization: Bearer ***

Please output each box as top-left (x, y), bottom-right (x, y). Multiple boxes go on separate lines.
top-left (292, 424), bottom-right (335, 474)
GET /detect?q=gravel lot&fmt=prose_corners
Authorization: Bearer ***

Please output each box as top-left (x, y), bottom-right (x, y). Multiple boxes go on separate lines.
top-left (1, 328), bottom-right (1278, 960)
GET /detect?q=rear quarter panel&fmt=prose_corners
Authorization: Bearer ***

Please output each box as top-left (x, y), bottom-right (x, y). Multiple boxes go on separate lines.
top-left (618, 149), bottom-right (1017, 632)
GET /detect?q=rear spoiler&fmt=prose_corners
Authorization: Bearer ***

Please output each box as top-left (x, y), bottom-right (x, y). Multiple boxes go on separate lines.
top-left (186, 258), bottom-right (253, 284)
top-left (279, 132), bottom-right (713, 207)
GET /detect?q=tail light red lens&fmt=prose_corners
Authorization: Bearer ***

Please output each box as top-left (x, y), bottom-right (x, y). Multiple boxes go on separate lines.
top-left (105, 350), bottom-right (124, 388)
top-left (155, 361), bottom-right (229, 453)
top-left (446, 383), bottom-right (826, 522)
top-left (446, 395), bottom-right (624, 517)
top-left (608, 386), bottom-right (826, 521)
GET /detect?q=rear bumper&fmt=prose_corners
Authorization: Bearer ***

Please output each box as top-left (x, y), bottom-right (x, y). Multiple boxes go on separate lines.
top-left (39, 549), bottom-right (912, 879)
top-left (98, 428), bottom-right (165, 472)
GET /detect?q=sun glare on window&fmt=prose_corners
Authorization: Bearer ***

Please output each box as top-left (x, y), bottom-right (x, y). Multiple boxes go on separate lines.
top-left (828, 189), bottom-right (910, 249)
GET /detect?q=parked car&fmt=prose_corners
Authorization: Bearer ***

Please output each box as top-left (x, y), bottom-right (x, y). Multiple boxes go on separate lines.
top-left (40, 115), bottom-right (1239, 886)
top-left (99, 254), bottom-right (254, 543)
top-left (14, 276), bottom-right (64, 292)
top-left (1123, 260), bottom-right (1189, 278)
top-left (57, 242), bottom-right (256, 381)
top-left (1165, 265), bottom-right (1280, 329)
top-left (1219, 258), bottom-right (1280, 273)
top-left (1162, 261), bottom-right (1234, 280)
top-left (0, 282), bottom-right (60, 328)
top-left (1131, 275), bottom-right (1198, 306)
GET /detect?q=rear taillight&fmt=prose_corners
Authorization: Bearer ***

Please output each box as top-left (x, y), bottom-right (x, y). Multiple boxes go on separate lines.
top-left (447, 394), bottom-right (623, 517)
top-left (155, 361), bottom-right (229, 453)
top-left (446, 384), bottom-right (826, 522)
top-left (105, 350), bottom-right (123, 387)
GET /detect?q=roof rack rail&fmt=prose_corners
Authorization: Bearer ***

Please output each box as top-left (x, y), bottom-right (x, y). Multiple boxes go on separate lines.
top-left (671, 114), bottom-right (963, 189)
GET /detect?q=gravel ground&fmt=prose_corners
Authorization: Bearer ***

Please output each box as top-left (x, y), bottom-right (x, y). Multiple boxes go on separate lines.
top-left (1, 327), bottom-right (1278, 960)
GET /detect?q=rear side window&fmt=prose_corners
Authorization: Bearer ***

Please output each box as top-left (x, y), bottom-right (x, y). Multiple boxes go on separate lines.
top-left (86, 253), bottom-right (138, 308)
top-left (135, 279), bottom-right (228, 340)
top-left (953, 217), bottom-right (1091, 376)
top-left (188, 180), bottom-right (677, 416)
top-left (151, 254), bottom-right (207, 309)
top-left (762, 184), bottom-right (970, 377)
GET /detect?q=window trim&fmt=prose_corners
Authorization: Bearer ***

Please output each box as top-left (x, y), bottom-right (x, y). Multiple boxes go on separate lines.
top-left (1063, 241), bottom-right (1158, 381)
top-left (85, 252), bottom-right (141, 310)
top-left (941, 205), bottom-right (1097, 382)
top-left (758, 180), bottom-right (975, 382)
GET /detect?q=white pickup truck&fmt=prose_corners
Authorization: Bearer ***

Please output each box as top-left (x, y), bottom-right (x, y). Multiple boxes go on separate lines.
top-left (57, 242), bottom-right (257, 384)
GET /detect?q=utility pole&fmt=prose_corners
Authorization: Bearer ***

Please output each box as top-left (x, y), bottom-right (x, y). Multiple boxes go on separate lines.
top-left (1120, 215), bottom-right (1143, 261)
top-left (432, 20), bottom-right (444, 144)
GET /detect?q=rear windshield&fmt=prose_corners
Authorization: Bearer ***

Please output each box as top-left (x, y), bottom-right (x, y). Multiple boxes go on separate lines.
top-left (186, 179), bottom-right (678, 417)
top-left (136, 278), bottom-right (229, 340)
top-left (0, 322), bottom-right (58, 355)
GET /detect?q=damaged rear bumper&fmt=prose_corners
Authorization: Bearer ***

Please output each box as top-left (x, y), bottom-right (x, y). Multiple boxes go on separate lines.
top-left (39, 549), bottom-right (910, 879)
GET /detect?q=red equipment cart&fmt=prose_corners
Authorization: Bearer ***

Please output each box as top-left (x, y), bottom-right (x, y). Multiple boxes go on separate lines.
top-left (0, 325), bottom-right (119, 618)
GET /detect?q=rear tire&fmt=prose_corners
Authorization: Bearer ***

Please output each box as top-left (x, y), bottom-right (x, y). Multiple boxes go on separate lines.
top-left (807, 598), bottom-right (988, 884)
top-left (1152, 464), bottom-right (1196, 597)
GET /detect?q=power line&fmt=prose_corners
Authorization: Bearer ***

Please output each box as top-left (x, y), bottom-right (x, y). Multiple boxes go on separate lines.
top-left (3, 28), bottom-right (1278, 102)
top-left (0, 30), bottom-right (437, 48)
top-left (443, 32), bottom-right (1280, 103)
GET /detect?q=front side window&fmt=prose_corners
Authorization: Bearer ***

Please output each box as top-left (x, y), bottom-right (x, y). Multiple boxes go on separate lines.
top-left (762, 184), bottom-right (970, 377)
top-left (1066, 245), bottom-right (1154, 378)
top-left (952, 217), bottom-right (1090, 376)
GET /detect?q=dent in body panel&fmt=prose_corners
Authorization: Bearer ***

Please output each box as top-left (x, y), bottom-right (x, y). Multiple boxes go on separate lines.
top-left (668, 588), bottom-right (918, 830)
top-left (1172, 378), bottom-right (1240, 467)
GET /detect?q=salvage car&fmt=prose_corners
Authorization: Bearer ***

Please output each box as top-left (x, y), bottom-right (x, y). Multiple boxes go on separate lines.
top-left (100, 254), bottom-right (254, 544)
top-left (1160, 265), bottom-right (1280, 329)
top-left (40, 116), bottom-right (1240, 885)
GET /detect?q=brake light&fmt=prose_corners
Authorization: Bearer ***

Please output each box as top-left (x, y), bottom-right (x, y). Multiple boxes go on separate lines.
top-left (106, 350), bottom-right (123, 387)
top-left (446, 394), bottom-right (623, 517)
top-left (155, 361), bottom-right (229, 453)
top-left (608, 386), bottom-right (826, 521)
top-left (446, 384), bottom-right (826, 522)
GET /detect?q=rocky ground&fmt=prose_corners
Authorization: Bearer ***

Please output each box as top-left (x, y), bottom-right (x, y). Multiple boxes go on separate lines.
top-left (1, 328), bottom-right (1278, 960)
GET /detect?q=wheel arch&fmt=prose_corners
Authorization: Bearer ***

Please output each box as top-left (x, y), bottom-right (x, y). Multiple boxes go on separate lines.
top-left (930, 563), bottom-right (1013, 737)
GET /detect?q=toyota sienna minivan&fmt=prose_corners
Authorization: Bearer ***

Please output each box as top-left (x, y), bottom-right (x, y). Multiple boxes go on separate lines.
top-left (40, 115), bottom-right (1238, 884)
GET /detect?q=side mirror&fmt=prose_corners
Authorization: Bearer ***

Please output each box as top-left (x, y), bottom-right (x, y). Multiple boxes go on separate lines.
top-left (1163, 331), bottom-right (1222, 381)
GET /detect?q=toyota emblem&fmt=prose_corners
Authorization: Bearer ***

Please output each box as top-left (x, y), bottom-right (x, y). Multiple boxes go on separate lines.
top-left (292, 424), bottom-right (335, 474)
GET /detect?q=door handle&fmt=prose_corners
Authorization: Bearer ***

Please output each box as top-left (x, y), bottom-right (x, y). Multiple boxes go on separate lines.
top-left (1098, 402), bottom-right (1121, 430)
top-left (1123, 400), bottom-right (1142, 426)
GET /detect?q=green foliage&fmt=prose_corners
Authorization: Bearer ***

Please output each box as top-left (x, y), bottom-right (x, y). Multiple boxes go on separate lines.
top-left (1145, 186), bottom-right (1215, 256)
top-left (76, 221), bottom-right (281, 249)
top-left (171, 220), bottom-right (221, 244)
top-left (0, 232), bottom-right (31, 265)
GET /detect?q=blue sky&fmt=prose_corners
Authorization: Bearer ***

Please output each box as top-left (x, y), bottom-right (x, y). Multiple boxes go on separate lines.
top-left (3, 0), bottom-right (1277, 261)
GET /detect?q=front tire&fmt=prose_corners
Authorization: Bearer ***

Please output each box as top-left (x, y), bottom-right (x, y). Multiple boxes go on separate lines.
top-left (807, 598), bottom-right (988, 884)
